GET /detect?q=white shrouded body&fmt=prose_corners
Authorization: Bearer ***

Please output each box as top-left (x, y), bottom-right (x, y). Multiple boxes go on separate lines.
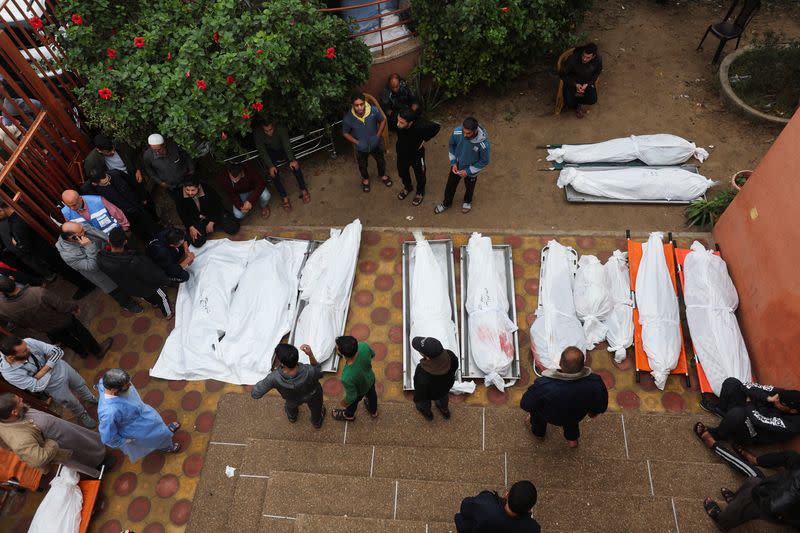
top-left (547, 134), bottom-right (709, 165)
top-left (604, 250), bottom-right (634, 362)
top-left (683, 241), bottom-right (752, 395)
top-left (573, 255), bottom-right (613, 348)
top-left (28, 467), bottom-right (83, 533)
top-left (557, 166), bottom-right (714, 202)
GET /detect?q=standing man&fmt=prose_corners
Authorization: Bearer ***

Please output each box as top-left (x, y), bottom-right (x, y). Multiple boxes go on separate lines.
top-left (146, 227), bottom-right (194, 284)
top-left (97, 368), bottom-right (181, 461)
top-left (141, 133), bottom-right (195, 200)
top-left (61, 189), bottom-right (129, 235)
top-left (98, 228), bottom-right (173, 319)
top-left (411, 336), bottom-right (458, 421)
top-left (332, 335), bottom-right (378, 422)
top-left (342, 92), bottom-right (391, 193)
top-left (174, 179), bottom-right (240, 248)
top-left (0, 336), bottom-right (98, 429)
top-left (0, 276), bottom-right (112, 358)
top-left (395, 108), bottom-right (440, 207)
top-left (56, 222), bottom-right (143, 313)
top-left (520, 347), bottom-right (608, 448)
top-left (218, 162), bottom-right (271, 220)
top-left (434, 117), bottom-right (490, 215)
top-left (253, 119), bottom-right (310, 211)
top-left (0, 393), bottom-right (109, 476)
top-left (380, 73), bottom-right (416, 130)
top-left (455, 480), bottom-right (541, 533)
top-left (559, 42), bottom-right (603, 119)
top-left (251, 343), bottom-right (326, 429)
top-left (82, 168), bottom-right (161, 241)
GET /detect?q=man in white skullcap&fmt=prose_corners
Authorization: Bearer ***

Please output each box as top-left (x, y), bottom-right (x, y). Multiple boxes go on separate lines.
top-left (141, 133), bottom-right (195, 200)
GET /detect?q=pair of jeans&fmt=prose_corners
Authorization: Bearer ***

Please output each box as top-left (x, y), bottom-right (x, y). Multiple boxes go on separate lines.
top-left (343, 382), bottom-right (378, 418)
top-left (397, 147), bottom-right (427, 196)
top-left (47, 364), bottom-right (95, 418)
top-left (442, 170), bottom-right (477, 207)
top-left (285, 383), bottom-right (324, 426)
top-left (46, 315), bottom-right (101, 358)
top-left (415, 394), bottom-right (449, 417)
top-left (563, 84), bottom-right (598, 109)
top-left (232, 190), bottom-right (271, 220)
top-left (528, 410), bottom-right (581, 441)
top-left (266, 148), bottom-right (307, 198)
top-left (356, 146), bottom-right (386, 181)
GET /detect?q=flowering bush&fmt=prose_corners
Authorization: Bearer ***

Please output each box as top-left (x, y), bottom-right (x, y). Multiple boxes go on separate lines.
top-left (55, 0), bottom-right (371, 156)
top-left (411, 0), bottom-right (592, 96)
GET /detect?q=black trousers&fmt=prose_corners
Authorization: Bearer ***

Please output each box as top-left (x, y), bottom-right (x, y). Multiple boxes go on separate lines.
top-left (141, 287), bottom-right (172, 317)
top-left (708, 378), bottom-right (789, 445)
top-left (266, 148), bottom-right (308, 198)
top-left (46, 315), bottom-right (101, 357)
top-left (529, 410), bottom-right (581, 441)
top-left (188, 215), bottom-right (240, 248)
top-left (356, 147), bottom-right (386, 181)
top-left (415, 394), bottom-right (449, 417)
top-left (442, 170), bottom-right (477, 208)
top-left (398, 147), bottom-right (427, 195)
top-left (717, 477), bottom-right (771, 531)
top-left (284, 384), bottom-right (324, 426)
top-left (127, 210), bottom-right (162, 243)
top-left (563, 84), bottom-right (598, 109)
top-left (343, 382), bottom-right (378, 418)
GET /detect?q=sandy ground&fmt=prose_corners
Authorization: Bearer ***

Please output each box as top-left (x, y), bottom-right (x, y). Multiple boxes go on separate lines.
top-left (170, 0), bottom-right (800, 237)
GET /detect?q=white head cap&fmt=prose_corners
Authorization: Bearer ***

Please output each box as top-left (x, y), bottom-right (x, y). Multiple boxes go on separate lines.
top-left (147, 133), bottom-right (165, 146)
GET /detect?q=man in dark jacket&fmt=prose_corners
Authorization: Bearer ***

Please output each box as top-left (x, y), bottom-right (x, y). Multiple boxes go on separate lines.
top-left (695, 378), bottom-right (800, 447)
top-left (559, 42), bottom-right (603, 119)
top-left (412, 336), bottom-right (458, 421)
top-left (0, 276), bottom-right (112, 358)
top-left (82, 167), bottom-right (161, 242)
top-left (218, 162), bottom-right (270, 220)
top-left (141, 134), bottom-right (194, 201)
top-left (395, 108), bottom-right (440, 206)
top-left (520, 346), bottom-right (608, 448)
top-left (251, 343), bottom-right (326, 429)
top-left (253, 119), bottom-right (310, 211)
top-left (455, 480), bottom-right (541, 533)
top-left (380, 73), bottom-right (416, 130)
top-left (146, 227), bottom-right (194, 284)
top-left (98, 228), bottom-right (172, 318)
top-left (174, 179), bottom-right (239, 248)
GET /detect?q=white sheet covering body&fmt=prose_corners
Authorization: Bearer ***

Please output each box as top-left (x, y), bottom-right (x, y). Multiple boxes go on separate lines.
top-left (465, 233), bottom-right (518, 390)
top-left (294, 219), bottom-right (362, 364)
top-left (151, 239), bottom-right (305, 384)
top-left (604, 250), bottom-right (634, 362)
top-left (28, 466), bottom-right (82, 533)
top-left (683, 241), bottom-right (752, 395)
top-left (547, 134), bottom-right (709, 165)
top-left (557, 166), bottom-right (714, 202)
top-left (530, 240), bottom-right (587, 370)
top-left (573, 255), bottom-right (612, 347)
top-left (635, 233), bottom-right (681, 389)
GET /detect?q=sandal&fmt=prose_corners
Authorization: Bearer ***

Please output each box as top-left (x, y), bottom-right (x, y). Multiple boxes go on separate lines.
top-left (434, 203), bottom-right (448, 214)
top-left (166, 442), bottom-right (181, 453)
top-left (412, 194), bottom-right (423, 206)
top-left (260, 206), bottom-right (271, 219)
top-left (732, 443), bottom-right (757, 466)
top-left (168, 421), bottom-right (181, 433)
top-left (462, 202), bottom-right (472, 214)
top-left (694, 421), bottom-right (712, 446)
top-left (703, 497), bottom-right (721, 522)
top-left (300, 189), bottom-right (311, 204)
top-left (332, 408), bottom-right (355, 421)
top-left (397, 188), bottom-right (411, 201)
top-left (381, 176), bottom-right (393, 187)
top-left (282, 197), bottom-right (292, 212)
top-left (720, 488), bottom-right (735, 503)
top-left (362, 180), bottom-right (371, 193)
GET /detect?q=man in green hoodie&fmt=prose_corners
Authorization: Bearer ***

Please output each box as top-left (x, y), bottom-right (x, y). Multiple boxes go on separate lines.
top-left (332, 335), bottom-right (378, 421)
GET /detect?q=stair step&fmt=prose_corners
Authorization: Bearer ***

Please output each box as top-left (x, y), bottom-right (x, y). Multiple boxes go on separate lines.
top-left (671, 497), bottom-right (793, 533)
top-left (240, 438), bottom-right (373, 479)
top-left (229, 476), bottom-right (270, 532)
top-left (258, 515), bottom-right (296, 533)
top-left (185, 442), bottom-right (244, 533)
top-left (623, 411), bottom-right (720, 463)
top-left (293, 513), bottom-right (456, 533)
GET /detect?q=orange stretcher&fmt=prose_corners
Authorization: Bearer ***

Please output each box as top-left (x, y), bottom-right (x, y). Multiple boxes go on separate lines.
top-left (626, 231), bottom-right (691, 387)
top-left (53, 463), bottom-right (105, 533)
top-left (0, 448), bottom-right (43, 491)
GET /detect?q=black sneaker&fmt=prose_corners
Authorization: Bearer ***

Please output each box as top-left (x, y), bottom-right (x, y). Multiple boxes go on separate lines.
top-left (313, 406), bottom-right (327, 429)
top-left (125, 303), bottom-right (145, 314)
top-left (435, 403), bottom-right (451, 420)
top-left (699, 395), bottom-right (725, 418)
top-left (416, 408), bottom-right (434, 421)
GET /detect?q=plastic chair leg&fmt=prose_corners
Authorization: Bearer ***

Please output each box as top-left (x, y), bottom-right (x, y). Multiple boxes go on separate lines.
top-left (697, 27), bottom-right (711, 50)
top-left (712, 38), bottom-right (726, 64)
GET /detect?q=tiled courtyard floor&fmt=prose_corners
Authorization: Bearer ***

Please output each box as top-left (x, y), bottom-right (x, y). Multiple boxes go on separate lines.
top-left (5, 228), bottom-right (711, 533)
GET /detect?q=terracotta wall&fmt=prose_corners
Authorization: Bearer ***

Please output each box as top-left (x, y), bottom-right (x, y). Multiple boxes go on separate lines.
top-left (713, 110), bottom-right (800, 389)
top-left (361, 45), bottom-right (420, 102)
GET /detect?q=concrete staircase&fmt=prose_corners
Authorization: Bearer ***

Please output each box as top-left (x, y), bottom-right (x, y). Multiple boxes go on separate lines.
top-left (187, 393), bottom-right (790, 533)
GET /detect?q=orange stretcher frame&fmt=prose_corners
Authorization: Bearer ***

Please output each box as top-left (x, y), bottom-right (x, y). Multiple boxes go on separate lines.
top-left (627, 232), bottom-right (691, 387)
top-left (78, 478), bottom-right (101, 533)
top-left (0, 448), bottom-right (43, 491)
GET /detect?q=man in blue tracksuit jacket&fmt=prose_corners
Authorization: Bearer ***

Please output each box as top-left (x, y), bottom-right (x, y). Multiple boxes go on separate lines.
top-left (435, 117), bottom-right (490, 214)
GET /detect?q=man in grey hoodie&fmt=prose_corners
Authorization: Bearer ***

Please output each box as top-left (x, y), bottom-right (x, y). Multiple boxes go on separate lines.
top-left (435, 117), bottom-right (490, 215)
top-left (251, 343), bottom-right (326, 429)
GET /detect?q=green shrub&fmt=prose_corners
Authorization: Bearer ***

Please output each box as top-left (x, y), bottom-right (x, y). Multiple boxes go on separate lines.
top-left (685, 189), bottom-right (738, 228)
top-left (52, 0), bottom-right (372, 157)
top-left (410, 0), bottom-right (592, 97)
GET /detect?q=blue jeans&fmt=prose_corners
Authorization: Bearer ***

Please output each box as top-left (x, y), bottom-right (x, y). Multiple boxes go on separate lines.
top-left (232, 189), bottom-right (270, 219)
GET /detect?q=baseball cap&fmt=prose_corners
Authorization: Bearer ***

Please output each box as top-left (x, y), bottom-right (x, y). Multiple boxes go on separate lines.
top-left (411, 336), bottom-right (443, 358)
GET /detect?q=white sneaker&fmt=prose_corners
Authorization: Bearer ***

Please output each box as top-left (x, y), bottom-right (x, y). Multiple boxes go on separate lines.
top-left (462, 202), bottom-right (472, 213)
top-left (78, 412), bottom-right (97, 429)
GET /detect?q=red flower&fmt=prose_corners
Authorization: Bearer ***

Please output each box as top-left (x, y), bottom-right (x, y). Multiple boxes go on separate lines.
top-left (185, 70), bottom-right (191, 78)
top-left (226, 75), bottom-right (235, 85)
top-left (221, 132), bottom-right (228, 140)
top-left (326, 47), bottom-right (336, 59)
top-left (196, 79), bottom-right (207, 91)
top-left (29, 16), bottom-right (43, 31)
top-left (71, 14), bottom-right (83, 25)
top-left (212, 31), bottom-right (220, 42)
top-left (501, 6), bottom-right (509, 12)
top-left (133, 36), bottom-right (145, 48)
top-left (98, 88), bottom-right (113, 100)
top-left (256, 49), bottom-right (264, 55)
top-left (107, 48), bottom-right (116, 59)
top-left (251, 101), bottom-right (264, 111)
top-left (167, 52), bottom-right (172, 60)
top-left (241, 111), bottom-right (251, 120)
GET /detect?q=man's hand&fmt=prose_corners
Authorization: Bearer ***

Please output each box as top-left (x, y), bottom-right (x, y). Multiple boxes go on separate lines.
top-left (269, 166), bottom-right (278, 178)
top-left (135, 170), bottom-right (143, 183)
top-left (77, 235), bottom-right (92, 247)
top-left (33, 364), bottom-right (52, 380)
top-left (179, 251), bottom-right (195, 268)
top-left (299, 344), bottom-right (318, 365)
top-left (451, 164), bottom-right (459, 174)
top-left (240, 201), bottom-right (252, 213)
top-left (289, 160), bottom-right (300, 171)
top-left (205, 220), bottom-right (215, 233)
top-left (457, 169), bottom-right (467, 178)
top-left (188, 226), bottom-right (201, 241)
top-left (159, 182), bottom-right (169, 188)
